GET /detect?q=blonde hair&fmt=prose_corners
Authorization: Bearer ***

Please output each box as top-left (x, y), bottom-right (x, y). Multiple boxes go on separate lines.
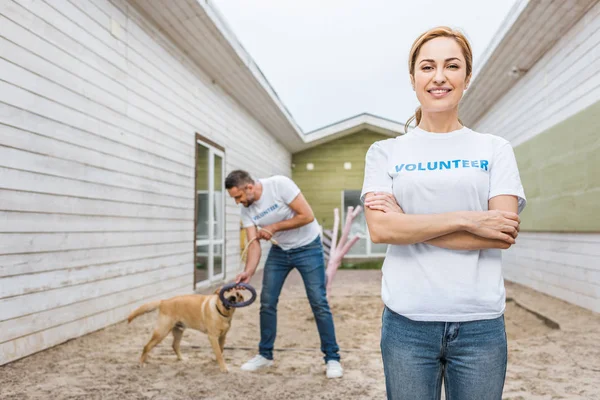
top-left (405, 26), bottom-right (473, 133)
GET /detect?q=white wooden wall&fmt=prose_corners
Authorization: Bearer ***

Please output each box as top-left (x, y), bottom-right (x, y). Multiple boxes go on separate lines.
top-left (503, 233), bottom-right (600, 313)
top-left (473, 2), bottom-right (600, 313)
top-left (474, 1), bottom-right (600, 147)
top-left (0, 0), bottom-right (291, 365)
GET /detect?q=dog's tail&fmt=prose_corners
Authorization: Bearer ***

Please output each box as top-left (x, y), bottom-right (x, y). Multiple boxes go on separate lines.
top-left (127, 300), bottom-right (161, 323)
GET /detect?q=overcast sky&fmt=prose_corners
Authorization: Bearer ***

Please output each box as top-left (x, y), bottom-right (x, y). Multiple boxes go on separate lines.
top-left (211, 0), bottom-right (517, 132)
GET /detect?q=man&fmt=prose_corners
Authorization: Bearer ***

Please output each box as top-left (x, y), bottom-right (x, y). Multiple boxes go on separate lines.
top-left (225, 170), bottom-right (343, 379)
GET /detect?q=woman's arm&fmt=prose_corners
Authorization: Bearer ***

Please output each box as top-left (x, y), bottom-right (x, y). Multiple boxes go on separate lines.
top-left (426, 231), bottom-right (513, 250)
top-left (364, 192), bottom-right (519, 246)
top-left (424, 196), bottom-right (519, 249)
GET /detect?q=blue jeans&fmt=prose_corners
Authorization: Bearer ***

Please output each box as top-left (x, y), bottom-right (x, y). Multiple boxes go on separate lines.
top-left (259, 236), bottom-right (340, 363)
top-left (381, 307), bottom-right (507, 400)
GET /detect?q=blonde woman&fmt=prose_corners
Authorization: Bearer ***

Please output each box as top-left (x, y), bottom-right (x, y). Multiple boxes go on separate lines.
top-left (362, 27), bottom-right (526, 399)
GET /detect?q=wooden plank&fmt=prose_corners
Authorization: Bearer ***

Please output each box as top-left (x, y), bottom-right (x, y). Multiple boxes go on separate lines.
top-left (510, 246), bottom-right (600, 271)
top-left (0, 251), bottom-right (191, 298)
top-left (0, 34), bottom-right (127, 113)
top-left (0, 9), bottom-right (127, 99)
top-left (518, 233), bottom-right (600, 253)
top-left (506, 252), bottom-right (600, 286)
top-left (47, 0), bottom-right (128, 57)
top-left (19, 0), bottom-right (128, 72)
top-left (0, 101), bottom-right (190, 178)
top-left (12, 0), bottom-right (202, 153)
top-left (0, 189), bottom-right (191, 220)
top-left (0, 277), bottom-right (190, 365)
top-left (504, 272), bottom-right (600, 314)
top-left (0, 210), bottom-right (191, 233)
top-left (0, 262), bottom-right (190, 322)
top-left (505, 257), bottom-right (600, 299)
top-left (0, 240), bottom-right (190, 278)
top-left (0, 124), bottom-right (191, 189)
top-left (0, 145), bottom-right (190, 198)
top-left (0, 166), bottom-right (192, 209)
top-left (0, 79), bottom-right (187, 168)
top-left (88, 0), bottom-right (128, 28)
top-left (0, 272), bottom-right (189, 344)
top-left (0, 52), bottom-right (191, 158)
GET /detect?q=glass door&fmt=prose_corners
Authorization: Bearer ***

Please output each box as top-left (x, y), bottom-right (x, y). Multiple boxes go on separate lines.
top-left (195, 139), bottom-right (225, 287)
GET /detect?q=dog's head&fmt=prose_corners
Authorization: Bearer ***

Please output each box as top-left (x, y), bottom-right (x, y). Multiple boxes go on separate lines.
top-left (214, 287), bottom-right (245, 306)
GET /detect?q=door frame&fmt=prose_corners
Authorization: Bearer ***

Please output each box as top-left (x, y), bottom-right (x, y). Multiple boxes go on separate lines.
top-left (194, 133), bottom-right (226, 289)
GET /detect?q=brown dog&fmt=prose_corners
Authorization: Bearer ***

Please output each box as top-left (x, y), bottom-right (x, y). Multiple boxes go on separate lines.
top-left (127, 287), bottom-right (244, 372)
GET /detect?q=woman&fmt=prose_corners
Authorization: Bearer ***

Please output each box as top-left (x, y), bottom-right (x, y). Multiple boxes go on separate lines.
top-left (362, 27), bottom-right (526, 399)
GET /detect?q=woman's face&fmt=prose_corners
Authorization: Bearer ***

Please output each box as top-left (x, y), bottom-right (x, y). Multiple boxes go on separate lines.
top-left (411, 37), bottom-right (470, 115)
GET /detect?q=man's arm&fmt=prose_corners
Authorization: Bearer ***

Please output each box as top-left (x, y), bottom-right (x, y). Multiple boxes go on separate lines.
top-left (258, 193), bottom-right (315, 240)
top-left (235, 226), bottom-right (261, 283)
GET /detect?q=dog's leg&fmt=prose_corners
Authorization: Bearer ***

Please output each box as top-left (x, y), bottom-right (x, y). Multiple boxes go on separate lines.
top-left (218, 334), bottom-right (226, 354)
top-left (140, 316), bottom-right (172, 366)
top-left (208, 335), bottom-right (228, 373)
top-left (172, 326), bottom-right (185, 361)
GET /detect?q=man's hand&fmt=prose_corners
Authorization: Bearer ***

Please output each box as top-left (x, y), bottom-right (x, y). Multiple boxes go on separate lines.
top-left (257, 225), bottom-right (277, 241)
top-left (235, 270), bottom-right (253, 284)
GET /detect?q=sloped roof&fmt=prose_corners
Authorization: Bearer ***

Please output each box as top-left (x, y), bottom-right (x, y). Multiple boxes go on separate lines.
top-left (129, 0), bottom-right (406, 153)
top-left (460, 0), bottom-right (598, 126)
top-left (295, 113), bottom-right (405, 153)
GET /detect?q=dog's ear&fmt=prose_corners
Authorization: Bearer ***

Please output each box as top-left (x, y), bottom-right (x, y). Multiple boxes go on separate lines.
top-left (214, 286), bottom-right (222, 295)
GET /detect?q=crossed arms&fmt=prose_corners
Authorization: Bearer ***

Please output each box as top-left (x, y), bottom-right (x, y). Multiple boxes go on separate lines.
top-left (363, 192), bottom-right (520, 250)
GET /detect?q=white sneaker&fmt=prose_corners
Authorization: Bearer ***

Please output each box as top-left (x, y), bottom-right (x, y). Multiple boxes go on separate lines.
top-left (240, 354), bottom-right (274, 371)
top-left (326, 360), bottom-right (343, 379)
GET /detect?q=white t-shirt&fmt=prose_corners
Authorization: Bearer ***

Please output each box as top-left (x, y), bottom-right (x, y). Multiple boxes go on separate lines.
top-left (241, 176), bottom-right (320, 251)
top-left (361, 126), bottom-right (526, 322)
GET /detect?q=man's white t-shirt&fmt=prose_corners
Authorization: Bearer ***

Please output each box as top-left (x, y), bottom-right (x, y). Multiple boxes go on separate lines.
top-left (241, 176), bottom-right (320, 251)
top-left (361, 127), bottom-right (526, 322)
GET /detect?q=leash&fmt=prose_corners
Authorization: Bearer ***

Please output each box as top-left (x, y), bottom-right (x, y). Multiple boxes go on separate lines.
top-left (239, 227), bottom-right (278, 262)
top-left (219, 226), bottom-right (276, 308)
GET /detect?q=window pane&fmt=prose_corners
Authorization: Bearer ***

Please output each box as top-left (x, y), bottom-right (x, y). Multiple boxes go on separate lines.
top-left (347, 238), bottom-right (367, 255)
top-left (195, 244), bottom-right (209, 284)
top-left (343, 189), bottom-right (367, 238)
top-left (214, 155), bottom-right (224, 240)
top-left (370, 242), bottom-right (388, 255)
top-left (196, 144), bottom-right (210, 241)
top-left (213, 244), bottom-right (223, 276)
top-left (196, 193), bottom-right (209, 240)
top-left (343, 190), bottom-right (362, 209)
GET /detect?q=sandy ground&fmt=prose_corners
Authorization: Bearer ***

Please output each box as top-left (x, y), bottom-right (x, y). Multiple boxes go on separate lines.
top-left (1, 270), bottom-right (599, 400)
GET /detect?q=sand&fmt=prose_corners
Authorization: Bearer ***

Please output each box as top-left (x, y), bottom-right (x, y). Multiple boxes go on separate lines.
top-left (1, 270), bottom-right (599, 399)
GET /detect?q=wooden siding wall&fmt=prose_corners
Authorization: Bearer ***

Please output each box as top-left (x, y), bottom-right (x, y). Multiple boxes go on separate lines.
top-left (472, 2), bottom-right (600, 313)
top-left (0, 0), bottom-right (290, 365)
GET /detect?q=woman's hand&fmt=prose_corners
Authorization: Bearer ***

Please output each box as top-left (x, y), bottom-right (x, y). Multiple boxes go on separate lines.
top-left (464, 210), bottom-right (520, 244)
top-left (364, 192), bottom-right (403, 213)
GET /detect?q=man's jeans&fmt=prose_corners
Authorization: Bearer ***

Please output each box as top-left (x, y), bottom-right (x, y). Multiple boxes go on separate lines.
top-left (381, 306), bottom-right (507, 399)
top-left (258, 236), bottom-right (340, 363)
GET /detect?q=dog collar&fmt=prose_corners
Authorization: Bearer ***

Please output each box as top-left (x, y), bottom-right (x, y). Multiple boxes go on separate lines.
top-left (216, 303), bottom-right (229, 318)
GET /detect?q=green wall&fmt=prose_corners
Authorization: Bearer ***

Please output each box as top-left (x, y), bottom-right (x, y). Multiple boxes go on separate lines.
top-left (292, 129), bottom-right (390, 226)
top-left (516, 100), bottom-right (600, 231)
